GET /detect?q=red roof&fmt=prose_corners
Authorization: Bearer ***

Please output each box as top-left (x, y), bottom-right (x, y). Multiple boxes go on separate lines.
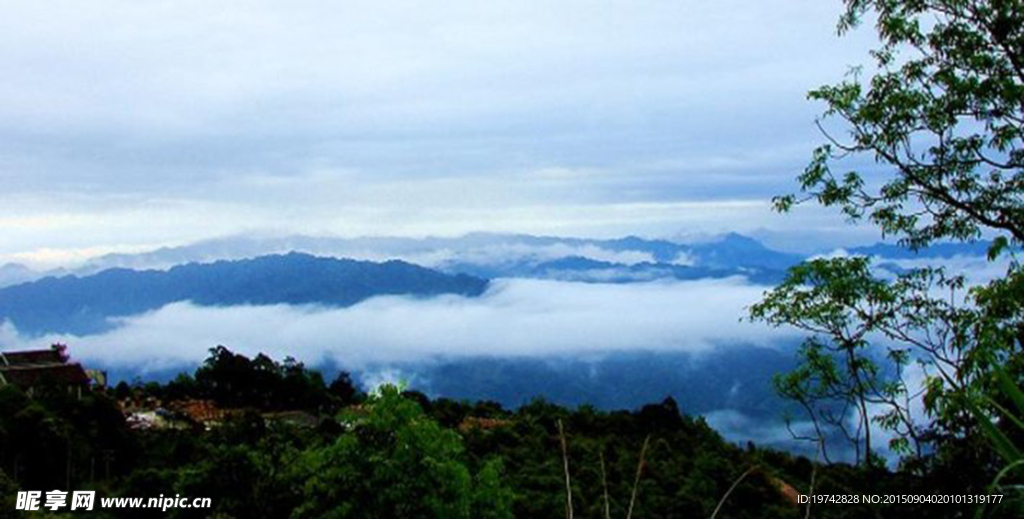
top-left (0, 364), bottom-right (91, 387)
top-left (1, 349), bottom-right (66, 366)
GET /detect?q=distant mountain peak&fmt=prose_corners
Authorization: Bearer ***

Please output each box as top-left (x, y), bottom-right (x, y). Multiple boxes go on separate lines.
top-left (0, 253), bottom-right (489, 337)
top-left (0, 262), bottom-right (38, 289)
top-left (715, 232), bottom-right (766, 247)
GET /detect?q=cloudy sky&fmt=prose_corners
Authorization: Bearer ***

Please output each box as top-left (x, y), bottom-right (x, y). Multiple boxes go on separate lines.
top-left (0, 0), bottom-right (884, 267)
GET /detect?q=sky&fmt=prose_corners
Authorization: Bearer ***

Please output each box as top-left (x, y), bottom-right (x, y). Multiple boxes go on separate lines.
top-left (0, 0), bottom-right (885, 268)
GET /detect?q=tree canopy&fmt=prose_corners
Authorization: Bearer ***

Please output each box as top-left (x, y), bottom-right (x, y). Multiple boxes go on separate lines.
top-left (753, 2), bottom-right (1024, 502)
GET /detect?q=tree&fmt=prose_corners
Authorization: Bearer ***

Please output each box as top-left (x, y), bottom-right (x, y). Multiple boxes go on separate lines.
top-left (754, 0), bottom-right (1023, 470)
top-left (291, 385), bottom-right (513, 519)
top-left (328, 371), bottom-right (363, 406)
top-left (775, 0), bottom-right (1023, 248)
top-left (751, 257), bottom-right (947, 465)
top-left (194, 346), bottom-right (331, 411)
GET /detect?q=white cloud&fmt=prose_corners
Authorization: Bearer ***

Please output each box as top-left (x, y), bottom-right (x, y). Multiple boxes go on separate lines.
top-left (806, 246), bottom-right (1009, 286)
top-left (0, 277), bottom-right (797, 374)
top-left (671, 252), bottom-right (696, 266)
top-left (877, 255), bottom-right (1013, 284)
top-left (430, 242), bottom-right (657, 268)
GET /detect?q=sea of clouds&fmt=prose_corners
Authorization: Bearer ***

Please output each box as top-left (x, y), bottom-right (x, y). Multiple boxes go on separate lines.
top-left (0, 277), bottom-right (795, 374)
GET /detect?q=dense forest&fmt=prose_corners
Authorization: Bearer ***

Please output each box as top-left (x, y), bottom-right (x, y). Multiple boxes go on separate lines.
top-left (0, 346), bottom-right (1017, 518)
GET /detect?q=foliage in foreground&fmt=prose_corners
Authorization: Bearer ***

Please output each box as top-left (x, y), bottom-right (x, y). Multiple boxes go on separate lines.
top-left (1, 347), bottom-right (1019, 518)
top-left (753, 0), bottom-right (1024, 515)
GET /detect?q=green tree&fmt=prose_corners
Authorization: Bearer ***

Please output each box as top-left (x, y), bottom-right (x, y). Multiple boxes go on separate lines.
top-left (754, 0), bottom-right (1023, 473)
top-left (193, 346), bottom-right (330, 411)
top-left (775, 0), bottom-right (1023, 248)
top-left (174, 428), bottom-right (302, 519)
top-left (291, 384), bottom-right (513, 519)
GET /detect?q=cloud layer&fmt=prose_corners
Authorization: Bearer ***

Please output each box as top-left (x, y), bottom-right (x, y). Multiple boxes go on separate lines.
top-left (0, 277), bottom-right (794, 373)
top-left (0, 266), bottom-right (936, 463)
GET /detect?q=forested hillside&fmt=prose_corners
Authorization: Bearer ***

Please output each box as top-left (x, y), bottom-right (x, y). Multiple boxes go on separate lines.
top-left (0, 348), bottom-right (1014, 518)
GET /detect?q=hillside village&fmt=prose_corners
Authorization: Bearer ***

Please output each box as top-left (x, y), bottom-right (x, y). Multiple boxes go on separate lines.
top-left (0, 342), bottom-right (998, 518)
top-left (0, 344), bottom-right (515, 434)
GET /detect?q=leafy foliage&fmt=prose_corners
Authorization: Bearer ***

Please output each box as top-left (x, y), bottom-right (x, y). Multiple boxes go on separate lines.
top-left (775, 0), bottom-right (1023, 250)
top-left (292, 384), bottom-right (512, 519)
top-left (754, 0), bottom-right (1024, 513)
top-left (1, 347), bottom-right (1015, 517)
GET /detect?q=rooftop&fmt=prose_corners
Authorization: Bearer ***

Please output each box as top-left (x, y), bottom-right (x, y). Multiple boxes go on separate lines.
top-left (0, 344), bottom-right (90, 389)
top-left (0, 347), bottom-right (67, 367)
top-left (0, 363), bottom-right (91, 387)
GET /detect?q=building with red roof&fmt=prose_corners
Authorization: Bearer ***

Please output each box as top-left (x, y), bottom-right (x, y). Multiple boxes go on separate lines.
top-left (0, 343), bottom-right (91, 397)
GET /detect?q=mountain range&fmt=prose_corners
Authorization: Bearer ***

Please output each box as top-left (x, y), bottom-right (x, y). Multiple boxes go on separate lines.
top-left (0, 253), bottom-right (487, 336)
top-left (0, 232), bottom-right (997, 337)
top-left (2, 231), bottom-right (995, 289)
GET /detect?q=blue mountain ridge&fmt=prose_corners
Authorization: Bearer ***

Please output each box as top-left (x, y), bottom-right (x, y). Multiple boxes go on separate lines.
top-left (0, 253), bottom-right (487, 336)
top-left (0, 233), bottom-right (997, 337)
